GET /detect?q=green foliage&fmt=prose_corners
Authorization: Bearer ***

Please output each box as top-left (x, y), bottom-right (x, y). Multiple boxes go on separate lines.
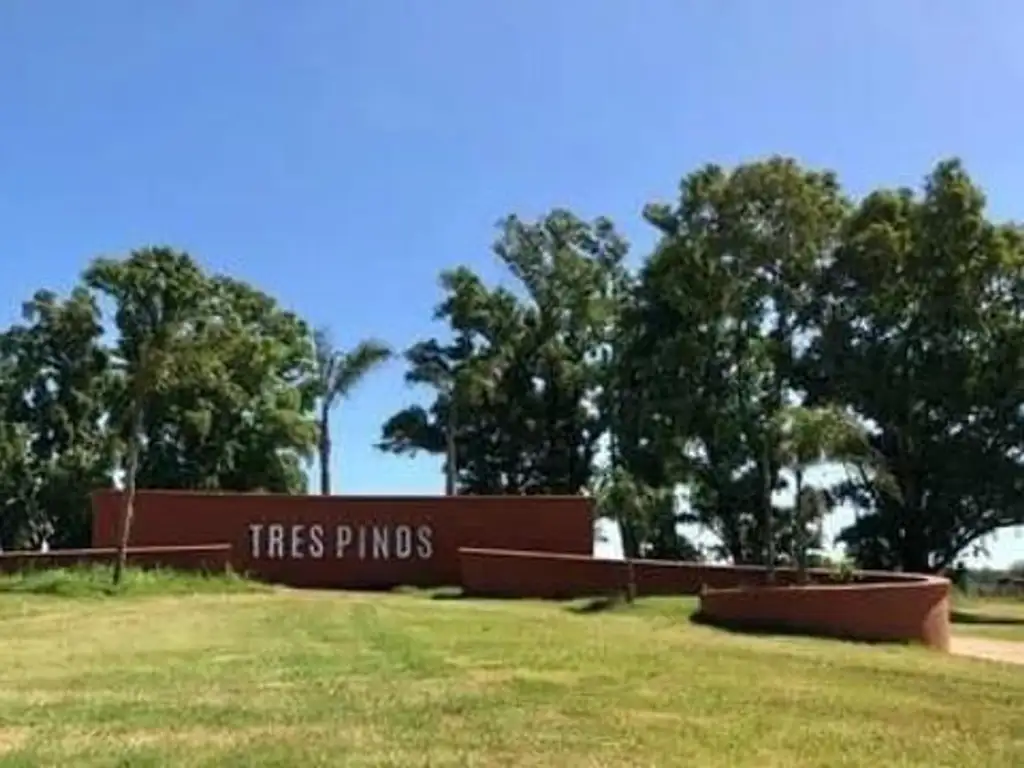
top-left (621, 158), bottom-right (849, 566)
top-left (380, 210), bottom-right (629, 495)
top-left (592, 466), bottom-right (669, 559)
top-left (0, 288), bottom-right (115, 549)
top-left (1, 157), bottom-right (1021, 578)
top-left (313, 329), bottom-right (392, 494)
top-left (0, 247), bottom-right (326, 549)
top-left (802, 160), bottom-right (1024, 571)
top-left (773, 404), bottom-right (888, 580)
top-left (380, 157), bottom-right (1022, 573)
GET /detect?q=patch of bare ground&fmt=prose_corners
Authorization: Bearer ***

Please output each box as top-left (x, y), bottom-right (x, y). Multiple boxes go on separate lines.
top-left (949, 637), bottom-right (1024, 665)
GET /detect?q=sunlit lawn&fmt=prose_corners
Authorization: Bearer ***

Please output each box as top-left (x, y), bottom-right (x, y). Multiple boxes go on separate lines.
top-left (0, 569), bottom-right (1021, 767)
top-left (952, 595), bottom-right (1024, 642)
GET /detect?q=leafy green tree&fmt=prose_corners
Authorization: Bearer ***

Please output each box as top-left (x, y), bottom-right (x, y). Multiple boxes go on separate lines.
top-left (0, 288), bottom-right (114, 550)
top-left (381, 211), bottom-right (627, 495)
top-left (82, 257), bottom-right (320, 497)
top-left (0, 422), bottom-right (35, 549)
top-left (803, 159), bottom-right (1024, 572)
top-left (626, 158), bottom-right (848, 571)
top-left (177, 274), bottom-right (319, 493)
top-left (84, 248), bottom-right (211, 584)
top-left (313, 330), bottom-right (391, 494)
top-left (83, 247), bottom-right (323, 583)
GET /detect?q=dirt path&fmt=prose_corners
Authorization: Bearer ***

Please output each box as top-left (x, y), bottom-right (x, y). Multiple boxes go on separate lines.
top-left (949, 636), bottom-right (1024, 665)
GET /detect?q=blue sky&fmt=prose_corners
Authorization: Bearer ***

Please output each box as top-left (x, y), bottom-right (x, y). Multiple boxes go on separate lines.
top-left (1, 1), bottom-right (1021, 567)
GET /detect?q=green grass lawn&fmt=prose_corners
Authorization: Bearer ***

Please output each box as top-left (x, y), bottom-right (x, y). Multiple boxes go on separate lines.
top-left (951, 595), bottom-right (1024, 642)
top-left (0, 570), bottom-right (1021, 767)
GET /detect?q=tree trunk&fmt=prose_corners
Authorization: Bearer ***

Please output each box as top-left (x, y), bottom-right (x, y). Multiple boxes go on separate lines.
top-left (112, 407), bottom-right (143, 587)
top-left (794, 468), bottom-right (807, 584)
top-left (624, 556), bottom-right (637, 603)
top-left (619, 519), bottom-right (638, 603)
top-left (318, 407), bottom-right (332, 496)
top-left (445, 397), bottom-right (457, 497)
top-left (763, 438), bottom-right (776, 584)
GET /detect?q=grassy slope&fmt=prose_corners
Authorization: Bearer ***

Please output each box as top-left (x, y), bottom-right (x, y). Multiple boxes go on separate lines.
top-left (0, 576), bottom-right (1020, 767)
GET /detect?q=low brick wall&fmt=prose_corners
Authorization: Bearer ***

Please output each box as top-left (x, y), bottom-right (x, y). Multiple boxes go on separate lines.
top-left (698, 576), bottom-right (952, 651)
top-left (458, 547), bottom-right (861, 597)
top-left (0, 544), bottom-right (233, 574)
top-left (459, 547), bottom-right (625, 598)
top-left (456, 547), bottom-right (952, 651)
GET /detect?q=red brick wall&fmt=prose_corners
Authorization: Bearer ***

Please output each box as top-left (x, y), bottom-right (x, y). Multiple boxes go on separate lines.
top-left (458, 547), bottom-right (844, 597)
top-left (457, 547), bottom-right (952, 650)
top-left (0, 544), bottom-right (232, 574)
top-left (459, 548), bottom-right (625, 598)
top-left (91, 491), bottom-right (594, 589)
top-left (699, 579), bottom-right (952, 651)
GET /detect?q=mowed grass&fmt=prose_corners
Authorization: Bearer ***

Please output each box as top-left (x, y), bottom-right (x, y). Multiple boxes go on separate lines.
top-left (952, 595), bottom-right (1024, 642)
top-left (0, 565), bottom-right (265, 600)
top-left (0, 572), bottom-right (1020, 767)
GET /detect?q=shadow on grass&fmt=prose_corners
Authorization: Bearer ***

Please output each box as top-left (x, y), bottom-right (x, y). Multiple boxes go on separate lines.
top-left (950, 610), bottom-right (1024, 627)
top-left (687, 611), bottom-right (908, 647)
top-left (568, 595), bottom-right (628, 614)
top-left (430, 587), bottom-right (466, 601)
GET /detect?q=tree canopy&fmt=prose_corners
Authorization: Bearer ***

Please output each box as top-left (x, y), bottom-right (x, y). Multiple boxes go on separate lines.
top-left (1, 157), bottom-right (1021, 574)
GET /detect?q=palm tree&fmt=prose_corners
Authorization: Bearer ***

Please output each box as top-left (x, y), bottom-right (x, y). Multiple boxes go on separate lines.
top-left (403, 336), bottom-right (507, 496)
top-left (313, 330), bottom-right (392, 495)
top-left (592, 466), bottom-right (672, 603)
top-left (422, 360), bottom-right (496, 497)
top-left (774, 404), bottom-right (890, 584)
top-left (412, 357), bottom-right (459, 496)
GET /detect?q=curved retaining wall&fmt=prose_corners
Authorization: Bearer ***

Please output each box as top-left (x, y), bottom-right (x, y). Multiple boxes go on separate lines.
top-left (457, 547), bottom-right (881, 597)
top-left (457, 547), bottom-right (952, 651)
top-left (698, 575), bottom-right (951, 651)
top-left (0, 544), bottom-right (233, 574)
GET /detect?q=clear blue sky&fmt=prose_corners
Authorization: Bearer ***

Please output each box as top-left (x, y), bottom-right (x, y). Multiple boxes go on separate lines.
top-left (1, 1), bottom-right (1021, 567)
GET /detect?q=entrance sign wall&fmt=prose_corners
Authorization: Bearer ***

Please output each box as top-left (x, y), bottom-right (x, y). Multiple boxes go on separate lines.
top-left (90, 490), bottom-right (594, 589)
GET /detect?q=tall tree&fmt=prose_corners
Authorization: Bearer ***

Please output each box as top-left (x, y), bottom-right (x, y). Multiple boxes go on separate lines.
top-left (628, 158), bottom-right (848, 568)
top-left (83, 259), bottom-right (320, 498)
top-left (381, 211), bottom-right (627, 495)
top-left (802, 159), bottom-right (1024, 572)
top-left (313, 330), bottom-right (391, 494)
top-left (83, 247), bottom-right (322, 583)
top-left (0, 288), bottom-right (113, 550)
top-left (84, 248), bottom-right (210, 585)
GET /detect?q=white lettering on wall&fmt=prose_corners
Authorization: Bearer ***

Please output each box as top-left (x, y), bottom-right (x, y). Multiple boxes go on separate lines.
top-left (248, 522), bottom-right (436, 561)
top-left (290, 525), bottom-right (305, 559)
top-left (268, 524), bottom-right (285, 559)
top-left (336, 525), bottom-right (352, 558)
top-left (248, 524), bottom-right (264, 558)
top-left (372, 526), bottom-right (389, 559)
top-left (394, 525), bottom-right (412, 559)
top-left (416, 525), bottom-right (433, 559)
top-left (308, 524), bottom-right (325, 559)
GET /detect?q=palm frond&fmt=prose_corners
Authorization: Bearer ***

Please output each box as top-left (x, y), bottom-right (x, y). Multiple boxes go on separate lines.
top-left (329, 339), bottom-right (393, 400)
